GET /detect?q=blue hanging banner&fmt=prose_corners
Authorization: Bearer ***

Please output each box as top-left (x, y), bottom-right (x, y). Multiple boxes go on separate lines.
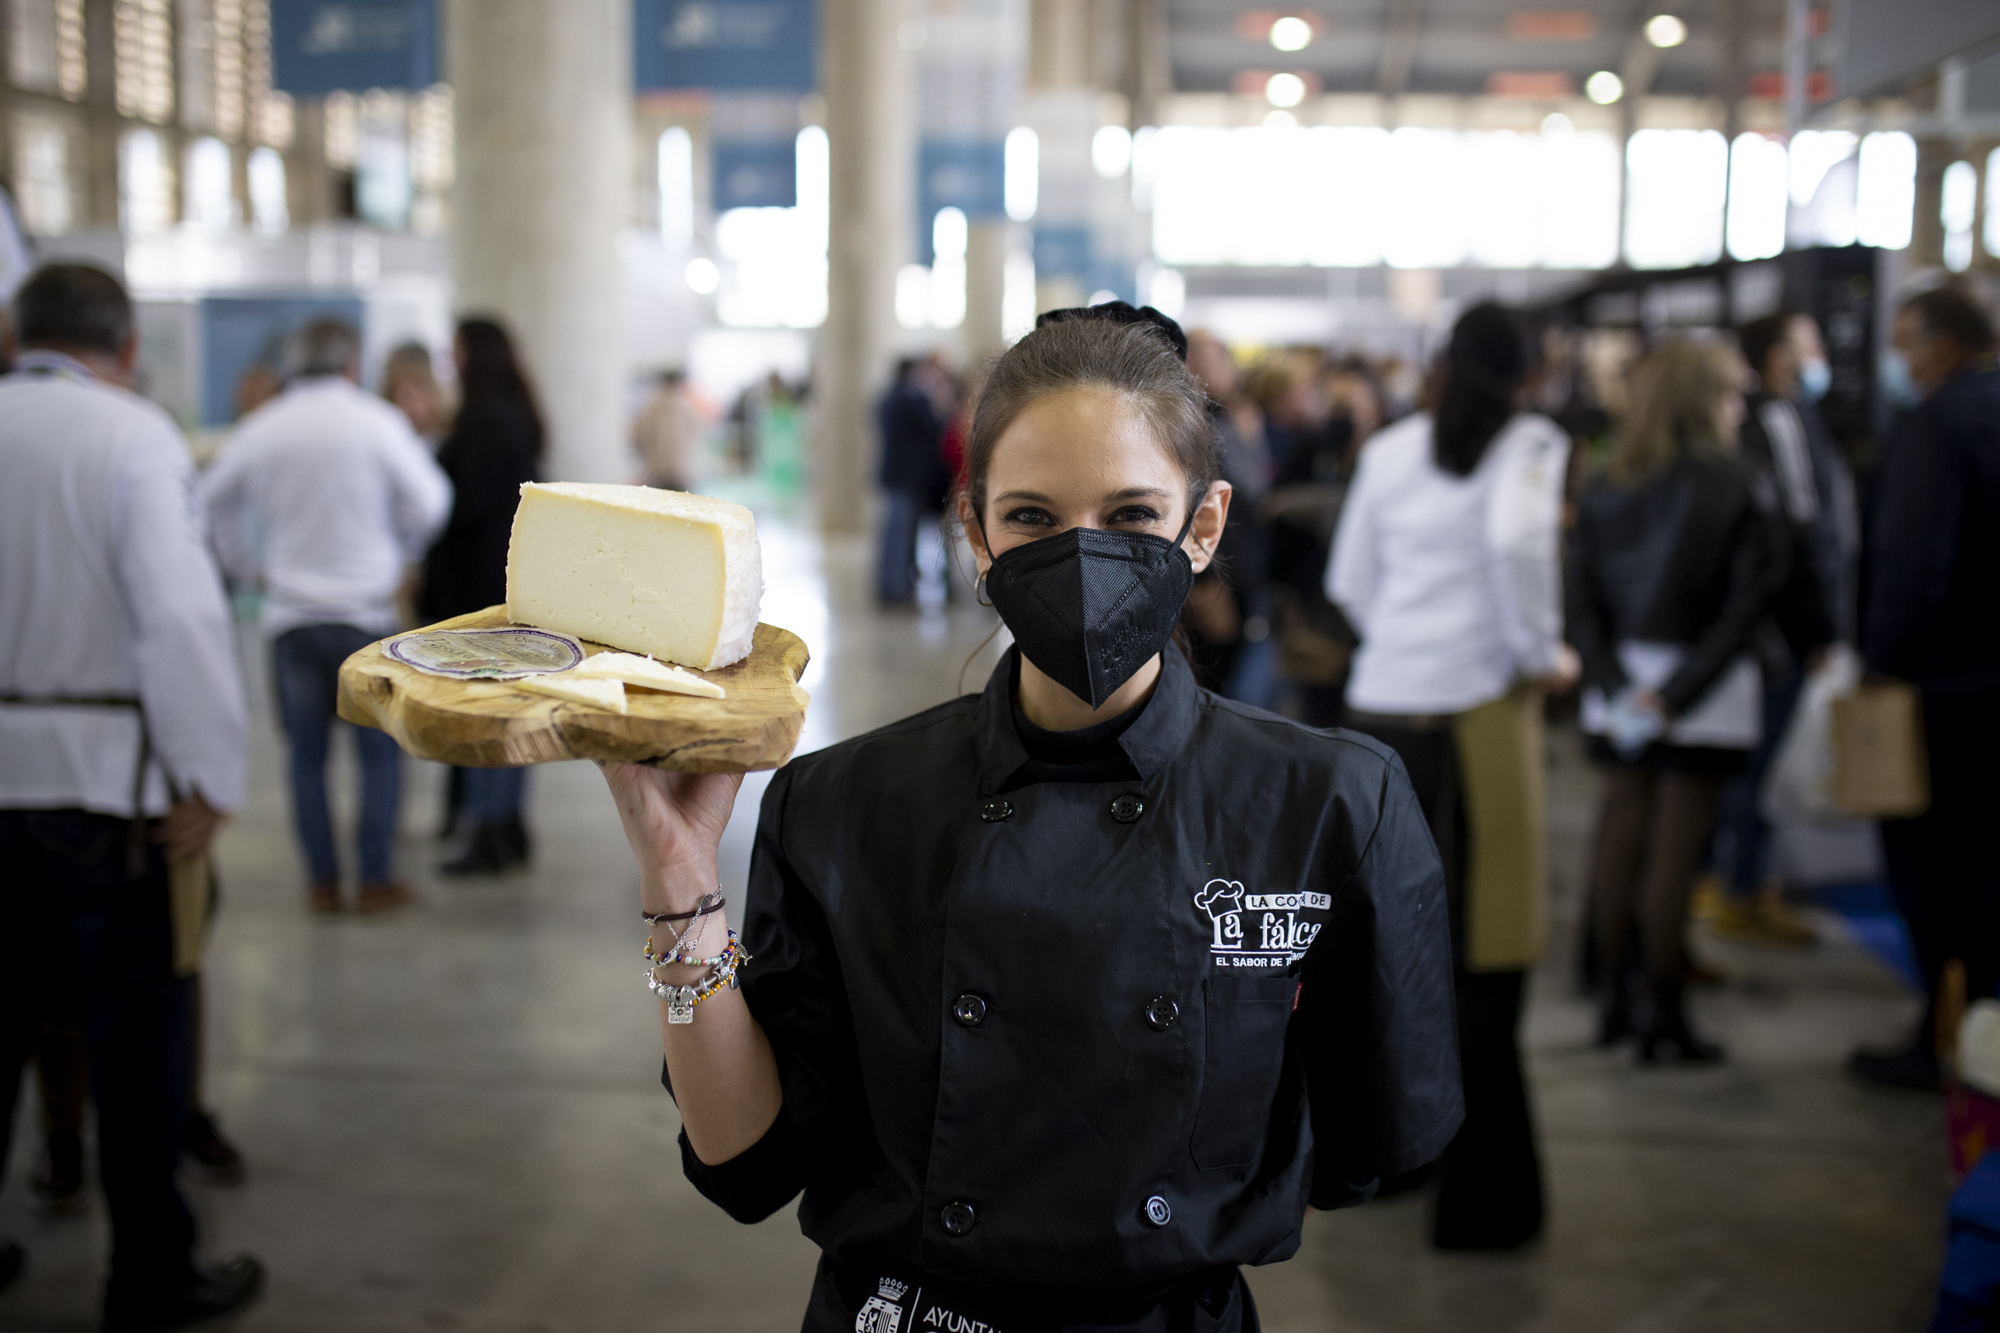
top-left (270, 0), bottom-right (438, 94)
top-left (713, 141), bottom-right (797, 209)
top-left (916, 139), bottom-right (1007, 260)
top-left (634, 0), bottom-right (817, 92)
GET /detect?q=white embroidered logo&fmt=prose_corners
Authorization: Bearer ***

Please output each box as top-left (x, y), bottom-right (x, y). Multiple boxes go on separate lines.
top-left (856, 1278), bottom-right (908, 1333)
top-left (1197, 878), bottom-right (1327, 968)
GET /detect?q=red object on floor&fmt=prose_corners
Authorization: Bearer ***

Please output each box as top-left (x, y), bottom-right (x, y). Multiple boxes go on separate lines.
top-left (1948, 1082), bottom-right (2000, 1181)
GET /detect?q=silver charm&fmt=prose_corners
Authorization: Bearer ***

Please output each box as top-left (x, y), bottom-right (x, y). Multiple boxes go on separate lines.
top-left (666, 987), bottom-right (695, 1025)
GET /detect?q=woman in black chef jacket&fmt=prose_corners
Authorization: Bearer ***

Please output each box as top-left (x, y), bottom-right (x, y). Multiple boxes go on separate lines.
top-left (599, 305), bottom-right (1462, 1332)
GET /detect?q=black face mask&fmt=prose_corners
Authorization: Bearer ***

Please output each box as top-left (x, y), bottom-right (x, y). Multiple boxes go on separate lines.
top-left (982, 512), bottom-right (1198, 710)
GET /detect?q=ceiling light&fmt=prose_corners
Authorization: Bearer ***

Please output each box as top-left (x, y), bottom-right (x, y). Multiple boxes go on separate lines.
top-left (1541, 111), bottom-right (1574, 135)
top-left (684, 257), bottom-right (720, 295)
top-left (1643, 14), bottom-right (1686, 47)
top-left (1584, 69), bottom-right (1624, 104)
top-left (1269, 16), bottom-right (1313, 51)
top-left (1265, 72), bottom-right (1307, 107)
top-left (1265, 109), bottom-right (1299, 128)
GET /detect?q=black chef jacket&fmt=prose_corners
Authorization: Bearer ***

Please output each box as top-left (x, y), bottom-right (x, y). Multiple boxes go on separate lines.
top-left (673, 645), bottom-right (1462, 1293)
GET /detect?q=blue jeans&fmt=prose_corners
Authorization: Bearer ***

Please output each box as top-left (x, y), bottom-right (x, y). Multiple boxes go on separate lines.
top-left (0, 810), bottom-right (200, 1311)
top-left (877, 488), bottom-right (928, 603)
top-left (462, 765), bottom-right (526, 823)
top-left (272, 623), bottom-right (403, 885)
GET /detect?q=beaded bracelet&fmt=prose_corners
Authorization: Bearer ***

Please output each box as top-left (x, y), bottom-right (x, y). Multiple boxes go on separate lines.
top-left (650, 935), bottom-right (751, 1025)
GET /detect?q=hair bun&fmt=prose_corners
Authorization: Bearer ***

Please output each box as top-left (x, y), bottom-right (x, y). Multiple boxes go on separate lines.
top-left (1034, 301), bottom-right (1189, 362)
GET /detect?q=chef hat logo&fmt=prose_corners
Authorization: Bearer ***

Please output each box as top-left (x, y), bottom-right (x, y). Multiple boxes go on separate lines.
top-left (1195, 879), bottom-right (1246, 922)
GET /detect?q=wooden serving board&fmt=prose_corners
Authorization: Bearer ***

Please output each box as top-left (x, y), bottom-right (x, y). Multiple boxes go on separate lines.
top-left (336, 606), bottom-right (811, 773)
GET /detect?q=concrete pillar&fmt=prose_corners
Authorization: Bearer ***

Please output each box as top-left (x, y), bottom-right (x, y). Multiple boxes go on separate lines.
top-left (448, 0), bottom-right (632, 483)
top-left (818, 0), bottom-right (912, 534)
top-left (962, 221), bottom-right (1010, 364)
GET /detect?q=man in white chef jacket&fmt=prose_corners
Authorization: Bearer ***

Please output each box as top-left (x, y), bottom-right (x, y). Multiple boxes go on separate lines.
top-left (0, 264), bottom-right (263, 1328)
top-left (201, 319), bottom-right (451, 915)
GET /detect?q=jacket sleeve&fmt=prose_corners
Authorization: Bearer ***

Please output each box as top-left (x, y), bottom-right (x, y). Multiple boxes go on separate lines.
top-left (381, 418), bottom-right (454, 563)
top-left (1324, 447), bottom-right (1381, 638)
top-left (1861, 409), bottom-right (1964, 679)
top-left (1563, 498), bottom-right (1625, 696)
top-left (121, 433), bottom-right (249, 812)
top-left (674, 765), bottom-right (867, 1223)
top-left (1658, 480), bottom-right (1785, 715)
top-left (1296, 744), bottom-right (1463, 1202)
top-left (1485, 421), bottom-right (1570, 680)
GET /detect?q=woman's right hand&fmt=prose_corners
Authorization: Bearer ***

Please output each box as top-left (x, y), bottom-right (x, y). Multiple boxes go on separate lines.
top-left (598, 762), bottom-right (744, 907)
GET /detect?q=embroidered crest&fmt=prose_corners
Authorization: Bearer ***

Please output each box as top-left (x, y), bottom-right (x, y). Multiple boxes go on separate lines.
top-left (1197, 878), bottom-right (1327, 969)
top-left (856, 1278), bottom-right (909, 1333)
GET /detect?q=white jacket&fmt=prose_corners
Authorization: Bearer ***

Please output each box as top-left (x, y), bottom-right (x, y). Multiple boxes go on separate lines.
top-left (1327, 412), bottom-right (1569, 715)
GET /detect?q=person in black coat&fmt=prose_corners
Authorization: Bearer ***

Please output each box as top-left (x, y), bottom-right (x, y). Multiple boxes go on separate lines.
top-left (874, 354), bottom-right (953, 604)
top-left (1567, 337), bottom-right (1785, 1063)
top-left (421, 317), bottom-right (543, 874)
top-left (1849, 286), bottom-right (2000, 1091)
top-left (1709, 312), bottom-right (1855, 949)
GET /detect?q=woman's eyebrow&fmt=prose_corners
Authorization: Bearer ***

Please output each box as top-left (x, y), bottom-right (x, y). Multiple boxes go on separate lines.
top-left (1103, 487), bottom-right (1174, 502)
top-left (992, 490), bottom-right (1055, 505)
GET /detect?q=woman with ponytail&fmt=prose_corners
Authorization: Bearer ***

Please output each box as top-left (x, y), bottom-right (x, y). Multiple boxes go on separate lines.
top-left (1325, 301), bottom-right (1575, 1250)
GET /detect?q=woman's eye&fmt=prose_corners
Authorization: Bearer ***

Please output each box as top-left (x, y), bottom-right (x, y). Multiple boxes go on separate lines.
top-left (1109, 506), bottom-right (1162, 526)
top-left (1004, 507), bottom-right (1054, 527)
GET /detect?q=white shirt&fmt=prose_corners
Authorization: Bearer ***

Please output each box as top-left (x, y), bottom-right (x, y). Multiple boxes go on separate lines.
top-left (0, 352), bottom-right (248, 816)
top-left (1328, 412), bottom-right (1570, 715)
top-left (201, 376), bottom-right (452, 637)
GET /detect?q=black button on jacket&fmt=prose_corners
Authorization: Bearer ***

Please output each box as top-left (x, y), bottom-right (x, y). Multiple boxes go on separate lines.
top-left (675, 647), bottom-right (1462, 1289)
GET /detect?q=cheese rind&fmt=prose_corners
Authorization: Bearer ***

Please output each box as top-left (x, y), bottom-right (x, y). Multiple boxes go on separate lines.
top-left (569, 652), bottom-right (726, 699)
top-left (515, 674), bottom-right (628, 713)
top-left (505, 483), bottom-right (762, 670)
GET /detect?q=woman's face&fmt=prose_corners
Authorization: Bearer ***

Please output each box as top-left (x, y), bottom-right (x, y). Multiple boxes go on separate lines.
top-left (964, 386), bottom-right (1229, 575)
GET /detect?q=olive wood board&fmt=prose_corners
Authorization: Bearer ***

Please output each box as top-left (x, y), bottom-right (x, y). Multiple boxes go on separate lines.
top-left (336, 606), bottom-right (811, 773)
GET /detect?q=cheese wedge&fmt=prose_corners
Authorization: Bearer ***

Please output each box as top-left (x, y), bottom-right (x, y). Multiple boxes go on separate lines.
top-left (569, 652), bottom-right (726, 699)
top-left (505, 482), bottom-right (762, 671)
top-left (515, 674), bottom-right (628, 713)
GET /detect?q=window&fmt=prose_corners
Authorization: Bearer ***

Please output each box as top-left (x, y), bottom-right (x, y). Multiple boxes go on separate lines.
top-left (115, 0), bottom-right (176, 124)
top-left (1149, 124), bottom-right (1619, 270)
top-left (1986, 148), bottom-right (2000, 260)
top-left (9, 0), bottom-right (86, 98)
top-left (183, 135), bottom-right (234, 229)
top-left (1725, 133), bottom-right (1788, 262)
top-left (1855, 131), bottom-right (1915, 250)
top-left (120, 127), bottom-right (175, 233)
top-left (13, 113), bottom-right (75, 235)
top-left (248, 143), bottom-right (287, 235)
top-left (715, 126), bottom-right (830, 329)
top-left (1624, 128), bottom-right (1726, 269)
top-left (658, 126), bottom-right (694, 249)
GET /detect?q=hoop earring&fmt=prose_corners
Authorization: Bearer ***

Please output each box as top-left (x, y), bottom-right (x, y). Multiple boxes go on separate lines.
top-left (975, 570), bottom-right (993, 607)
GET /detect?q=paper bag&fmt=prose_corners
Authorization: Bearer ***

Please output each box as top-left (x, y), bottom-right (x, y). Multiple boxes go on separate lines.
top-left (1831, 681), bottom-right (1930, 818)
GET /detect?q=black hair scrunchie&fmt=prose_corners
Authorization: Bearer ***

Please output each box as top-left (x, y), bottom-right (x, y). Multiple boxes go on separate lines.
top-left (1034, 300), bottom-right (1189, 363)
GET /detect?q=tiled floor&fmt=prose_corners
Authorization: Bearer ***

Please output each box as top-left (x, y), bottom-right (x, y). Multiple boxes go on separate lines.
top-left (1, 523), bottom-right (1948, 1332)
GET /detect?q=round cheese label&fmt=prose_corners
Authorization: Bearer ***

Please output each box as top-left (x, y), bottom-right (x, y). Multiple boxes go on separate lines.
top-left (387, 627), bottom-right (585, 680)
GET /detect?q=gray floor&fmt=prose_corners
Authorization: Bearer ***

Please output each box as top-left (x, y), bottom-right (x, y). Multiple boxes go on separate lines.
top-left (1, 521), bottom-right (1949, 1332)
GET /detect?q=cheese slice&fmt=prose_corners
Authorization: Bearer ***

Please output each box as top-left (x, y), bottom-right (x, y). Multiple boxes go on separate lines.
top-left (515, 674), bottom-right (628, 713)
top-left (569, 651), bottom-right (726, 699)
top-left (505, 482), bottom-right (762, 670)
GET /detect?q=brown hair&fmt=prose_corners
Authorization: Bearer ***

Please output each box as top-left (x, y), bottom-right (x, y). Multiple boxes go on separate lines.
top-left (1902, 284), bottom-right (1998, 357)
top-left (962, 317), bottom-right (1219, 524)
top-left (1608, 337), bottom-right (1740, 487)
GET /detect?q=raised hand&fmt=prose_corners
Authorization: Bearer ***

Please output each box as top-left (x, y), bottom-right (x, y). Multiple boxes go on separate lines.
top-left (598, 762), bottom-right (743, 905)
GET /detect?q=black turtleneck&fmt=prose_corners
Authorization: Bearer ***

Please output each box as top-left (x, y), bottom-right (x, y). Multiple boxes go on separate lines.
top-left (1003, 654), bottom-right (1146, 790)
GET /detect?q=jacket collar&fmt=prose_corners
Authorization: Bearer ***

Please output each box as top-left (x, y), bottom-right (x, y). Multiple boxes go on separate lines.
top-left (976, 645), bottom-right (1200, 792)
